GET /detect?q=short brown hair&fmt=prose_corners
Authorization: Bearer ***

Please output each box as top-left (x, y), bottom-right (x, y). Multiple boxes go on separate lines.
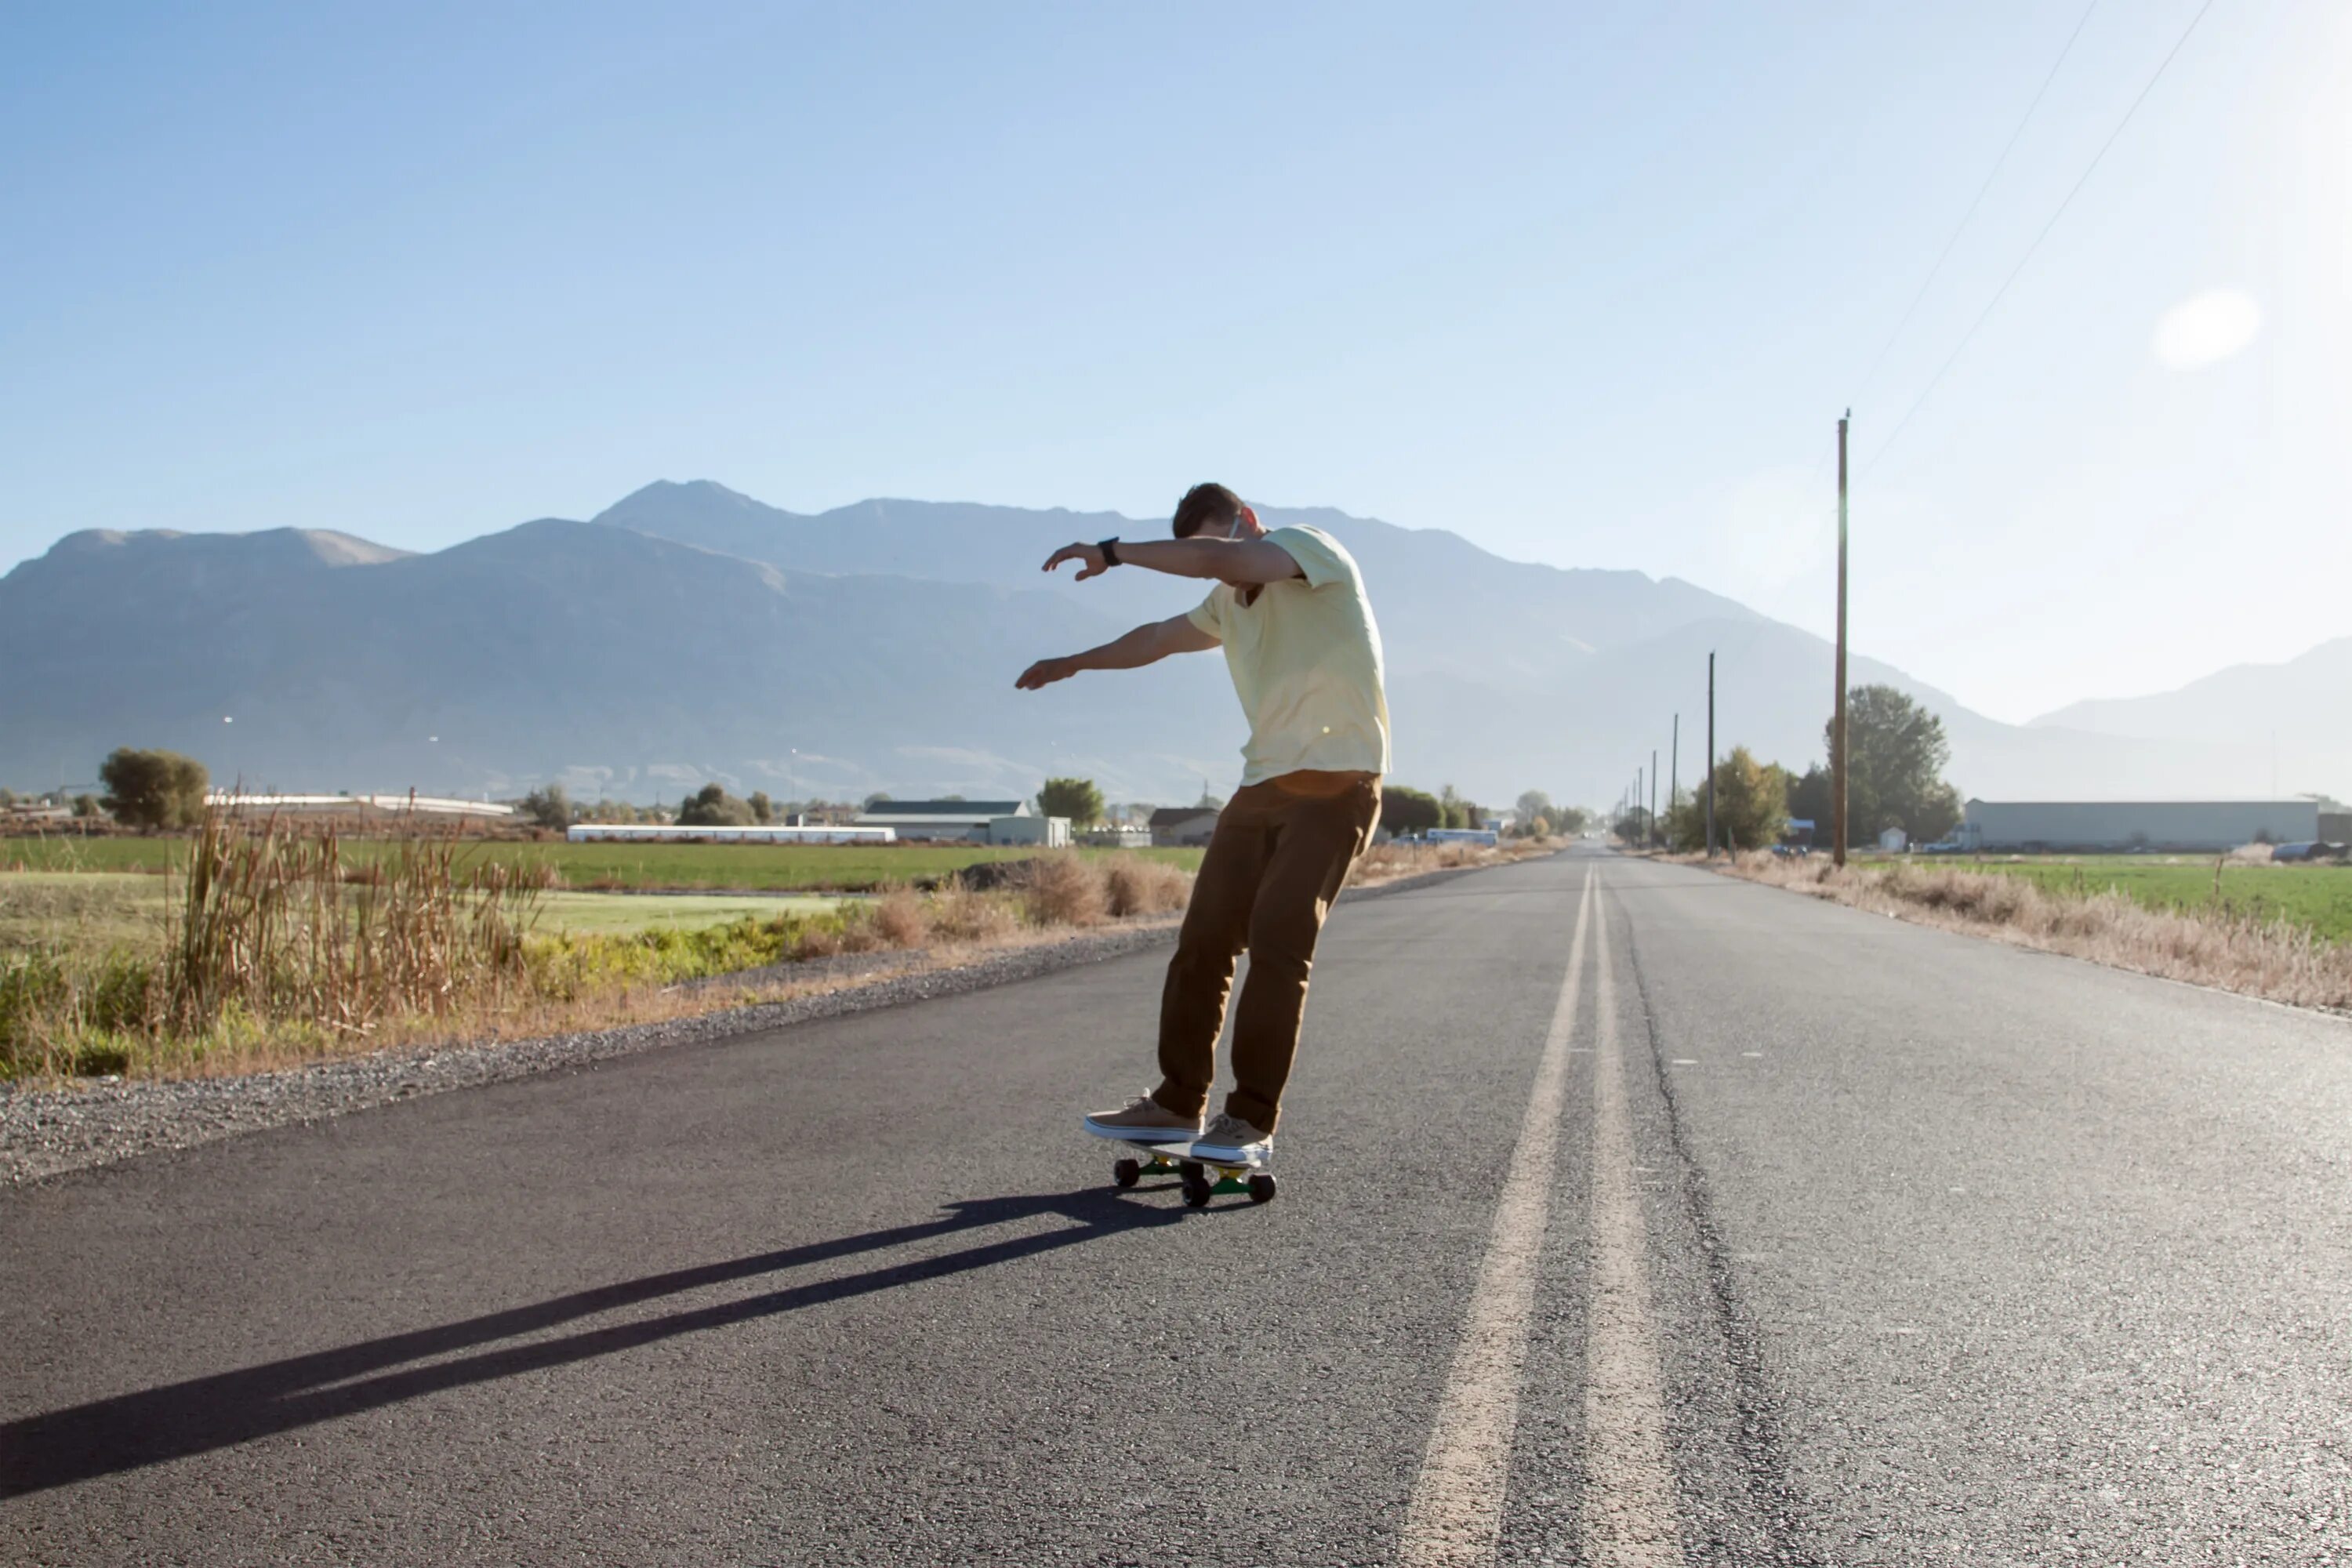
top-left (1171, 482), bottom-right (1243, 539)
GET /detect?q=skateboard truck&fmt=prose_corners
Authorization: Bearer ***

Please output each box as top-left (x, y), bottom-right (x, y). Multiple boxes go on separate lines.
top-left (1117, 1145), bottom-right (1276, 1208)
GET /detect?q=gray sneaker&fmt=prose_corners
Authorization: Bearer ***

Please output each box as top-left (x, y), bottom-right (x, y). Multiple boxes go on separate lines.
top-left (1084, 1093), bottom-right (1203, 1144)
top-left (1191, 1112), bottom-right (1272, 1163)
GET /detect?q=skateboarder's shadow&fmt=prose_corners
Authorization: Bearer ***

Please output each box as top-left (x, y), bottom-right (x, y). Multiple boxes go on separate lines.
top-left (0, 1185), bottom-right (1178, 1499)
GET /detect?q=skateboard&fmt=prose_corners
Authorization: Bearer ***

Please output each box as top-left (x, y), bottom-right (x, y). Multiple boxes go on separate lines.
top-left (1087, 1125), bottom-right (1276, 1207)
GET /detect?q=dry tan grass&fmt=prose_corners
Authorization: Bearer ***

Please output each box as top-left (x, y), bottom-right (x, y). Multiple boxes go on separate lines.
top-left (870, 886), bottom-right (931, 948)
top-left (1349, 836), bottom-right (1561, 887)
top-left (1104, 857), bottom-right (1192, 917)
top-left (926, 876), bottom-right (1023, 945)
top-left (1724, 852), bottom-right (2352, 1011)
top-left (9, 833), bottom-right (1204, 1084)
top-left (1014, 853), bottom-right (1109, 927)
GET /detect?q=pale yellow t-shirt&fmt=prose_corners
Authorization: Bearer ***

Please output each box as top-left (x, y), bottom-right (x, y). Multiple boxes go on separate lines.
top-left (1185, 525), bottom-right (1392, 787)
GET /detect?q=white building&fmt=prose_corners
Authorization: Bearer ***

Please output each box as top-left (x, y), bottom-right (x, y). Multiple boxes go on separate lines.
top-left (1961, 799), bottom-right (2320, 853)
top-left (985, 814), bottom-right (1073, 848)
top-left (203, 792), bottom-right (514, 820)
top-left (853, 799), bottom-right (1029, 842)
top-left (1149, 806), bottom-right (1220, 848)
top-left (565, 823), bottom-right (895, 845)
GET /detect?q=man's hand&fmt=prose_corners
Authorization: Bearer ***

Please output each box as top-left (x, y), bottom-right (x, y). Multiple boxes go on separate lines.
top-left (1042, 542), bottom-right (1110, 581)
top-left (1015, 655), bottom-right (1080, 691)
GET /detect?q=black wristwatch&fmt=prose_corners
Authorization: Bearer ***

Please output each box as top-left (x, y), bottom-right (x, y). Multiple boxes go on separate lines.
top-left (1098, 537), bottom-right (1123, 567)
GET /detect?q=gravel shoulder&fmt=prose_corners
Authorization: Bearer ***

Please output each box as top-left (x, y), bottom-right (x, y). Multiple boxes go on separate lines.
top-left (1, 859), bottom-right (1498, 1188)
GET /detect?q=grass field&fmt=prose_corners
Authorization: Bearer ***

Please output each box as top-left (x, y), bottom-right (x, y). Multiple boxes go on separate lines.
top-left (0, 838), bottom-right (1206, 892)
top-left (1859, 855), bottom-right (2352, 943)
top-left (0, 871), bottom-right (844, 953)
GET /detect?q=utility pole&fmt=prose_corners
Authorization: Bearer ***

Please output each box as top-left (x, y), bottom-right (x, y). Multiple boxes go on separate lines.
top-left (1669, 716), bottom-right (1679, 850)
top-left (1705, 652), bottom-right (1717, 858)
top-left (1635, 766), bottom-right (1642, 841)
top-left (1650, 750), bottom-right (1657, 848)
top-left (1833, 410), bottom-right (1851, 869)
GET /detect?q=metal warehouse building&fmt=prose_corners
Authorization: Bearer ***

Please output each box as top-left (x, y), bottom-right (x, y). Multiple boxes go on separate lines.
top-left (1961, 799), bottom-right (2320, 852)
top-left (851, 798), bottom-right (1070, 847)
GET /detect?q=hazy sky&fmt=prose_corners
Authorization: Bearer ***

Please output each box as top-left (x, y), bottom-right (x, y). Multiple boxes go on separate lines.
top-left (4, 1), bottom-right (2344, 723)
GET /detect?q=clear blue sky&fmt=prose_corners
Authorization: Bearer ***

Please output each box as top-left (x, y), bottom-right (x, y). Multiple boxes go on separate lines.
top-left (3, 1), bottom-right (2342, 721)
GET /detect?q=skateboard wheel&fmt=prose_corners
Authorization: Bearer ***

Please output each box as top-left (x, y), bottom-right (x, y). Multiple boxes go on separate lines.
top-left (1247, 1174), bottom-right (1277, 1205)
top-left (1113, 1157), bottom-right (1141, 1189)
top-left (1181, 1171), bottom-right (1213, 1208)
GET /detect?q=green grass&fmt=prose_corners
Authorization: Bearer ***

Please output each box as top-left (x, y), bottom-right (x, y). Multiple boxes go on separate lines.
top-left (0, 837), bottom-right (1203, 891)
top-left (531, 891), bottom-right (842, 934)
top-left (1876, 855), bottom-right (2352, 943)
top-left (0, 873), bottom-right (165, 953)
top-left (1, 872), bottom-right (845, 950)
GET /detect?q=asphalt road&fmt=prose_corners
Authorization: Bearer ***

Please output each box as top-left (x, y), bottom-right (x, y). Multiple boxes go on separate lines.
top-left (5, 849), bottom-right (2350, 1565)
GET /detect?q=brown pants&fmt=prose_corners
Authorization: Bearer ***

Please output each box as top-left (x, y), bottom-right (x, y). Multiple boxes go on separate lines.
top-left (1152, 770), bottom-right (1382, 1133)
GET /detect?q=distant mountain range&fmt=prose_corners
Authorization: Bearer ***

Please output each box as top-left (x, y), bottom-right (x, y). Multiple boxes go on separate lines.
top-left (2027, 638), bottom-right (2351, 802)
top-left (1, 480), bottom-right (2340, 808)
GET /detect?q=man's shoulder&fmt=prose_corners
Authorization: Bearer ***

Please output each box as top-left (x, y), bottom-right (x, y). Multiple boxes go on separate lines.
top-left (1265, 524), bottom-right (1361, 590)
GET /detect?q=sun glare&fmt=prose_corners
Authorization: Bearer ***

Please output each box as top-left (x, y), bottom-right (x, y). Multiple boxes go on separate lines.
top-left (2152, 288), bottom-right (2263, 370)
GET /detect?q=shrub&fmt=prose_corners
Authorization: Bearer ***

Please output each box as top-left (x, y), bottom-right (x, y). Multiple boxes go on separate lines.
top-left (873, 887), bottom-right (931, 947)
top-left (1016, 854), bottom-right (1106, 927)
top-left (931, 884), bottom-right (1020, 945)
top-left (1104, 857), bottom-right (1191, 916)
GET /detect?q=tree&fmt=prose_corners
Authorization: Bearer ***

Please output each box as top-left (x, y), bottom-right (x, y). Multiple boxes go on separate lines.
top-left (677, 782), bottom-right (756, 826)
top-left (71, 793), bottom-right (100, 818)
top-left (1515, 789), bottom-right (1554, 833)
top-left (1436, 783), bottom-right (1486, 830)
top-left (1553, 805), bottom-right (1593, 836)
top-left (518, 783), bottom-right (573, 831)
top-left (99, 747), bottom-right (209, 829)
top-left (1786, 765), bottom-right (1832, 842)
top-left (1381, 784), bottom-right (1443, 836)
top-left (1668, 747), bottom-right (1789, 851)
top-left (1037, 777), bottom-right (1105, 828)
top-left (1827, 685), bottom-right (1962, 846)
top-left (747, 791), bottom-right (775, 824)
top-left (862, 792), bottom-right (893, 811)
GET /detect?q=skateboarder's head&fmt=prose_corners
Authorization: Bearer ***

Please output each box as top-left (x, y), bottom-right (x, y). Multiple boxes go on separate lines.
top-left (1171, 482), bottom-right (1259, 541)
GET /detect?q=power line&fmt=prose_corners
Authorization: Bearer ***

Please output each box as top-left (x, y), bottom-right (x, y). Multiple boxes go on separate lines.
top-left (1848, 0), bottom-right (2103, 411)
top-left (1864, 0), bottom-right (2219, 476)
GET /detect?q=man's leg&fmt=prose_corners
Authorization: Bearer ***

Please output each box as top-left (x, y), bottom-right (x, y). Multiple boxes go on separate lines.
top-left (1225, 775), bottom-right (1381, 1133)
top-left (1152, 790), bottom-right (1273, 1118)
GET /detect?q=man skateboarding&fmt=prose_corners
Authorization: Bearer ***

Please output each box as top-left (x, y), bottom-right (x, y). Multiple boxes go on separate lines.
top-left (1015, 482), bottom-right (1389, 1162)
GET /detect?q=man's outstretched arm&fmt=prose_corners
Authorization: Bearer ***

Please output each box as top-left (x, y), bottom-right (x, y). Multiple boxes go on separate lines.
top-left (1041, 536), bottom-right (1302, 588)
top-left (1015, 612), bottom-right (1218, 691)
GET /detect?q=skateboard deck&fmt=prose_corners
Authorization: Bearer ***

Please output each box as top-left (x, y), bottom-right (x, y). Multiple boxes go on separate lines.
top-left (1086, 1123), bottom-right (1276, 1207)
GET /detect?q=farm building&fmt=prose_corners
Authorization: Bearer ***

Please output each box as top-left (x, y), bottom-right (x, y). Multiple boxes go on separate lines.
top-left (849, 799), bottom-right (1065, 846)
top-left (203, 792), bottom-right (514, 820)
top-left (1149, 806), bottom-right (1219, 848)
top-left (1960, 799), bottom-right (2319, 853)
top-left (853, 800), bottom-right (1028, 842)
top-left (985, 814), bottom-right (1073, 848)
top-left (566, 824), bottom-right (894, 845)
